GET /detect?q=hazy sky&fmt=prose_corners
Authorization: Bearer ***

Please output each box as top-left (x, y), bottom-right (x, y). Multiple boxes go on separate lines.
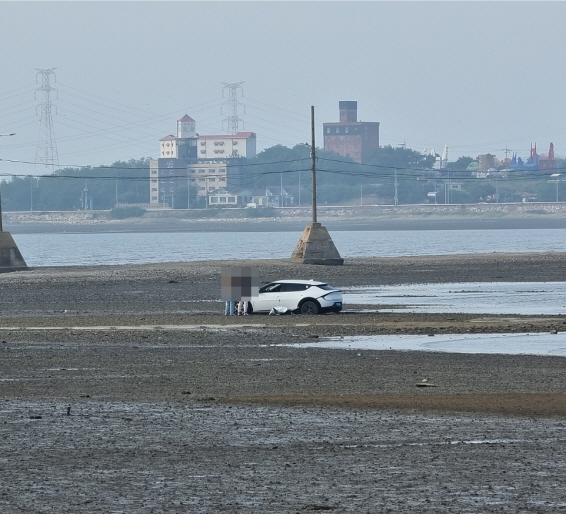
top-left (1, 1), bottom-right (565, 176)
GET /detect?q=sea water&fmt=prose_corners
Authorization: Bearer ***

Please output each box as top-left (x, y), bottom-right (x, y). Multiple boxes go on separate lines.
top-left (11, 227), bottom-right (566, 267)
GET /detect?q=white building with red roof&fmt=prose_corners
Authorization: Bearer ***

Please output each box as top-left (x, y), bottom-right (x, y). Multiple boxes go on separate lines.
top-left (150, 114), bottom-right (256, 208)
top-left (196, 132), bottom-right (256, 159)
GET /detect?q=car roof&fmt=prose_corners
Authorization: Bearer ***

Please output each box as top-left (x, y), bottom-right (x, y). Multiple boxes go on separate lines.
top-left (271, 280), bottom-right (327, 285)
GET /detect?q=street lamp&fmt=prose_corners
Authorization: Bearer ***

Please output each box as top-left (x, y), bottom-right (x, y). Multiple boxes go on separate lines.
top-left (550, 173), bottom-right (561, 202)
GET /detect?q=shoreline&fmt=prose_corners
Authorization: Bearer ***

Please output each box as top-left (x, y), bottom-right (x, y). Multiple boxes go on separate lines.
top-left (7, 217), bottom-right (566, 234)
top-left (4, 208), bottom-right (566, 234)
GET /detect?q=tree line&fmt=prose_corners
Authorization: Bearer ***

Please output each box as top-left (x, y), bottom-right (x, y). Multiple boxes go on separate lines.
top-left (1, 148), bottom-right (565, 212)
top-left (1, 159), bottom-right (150, 212)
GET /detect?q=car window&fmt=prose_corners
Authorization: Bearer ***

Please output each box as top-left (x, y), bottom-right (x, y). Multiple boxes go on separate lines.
top-left (260, 283), bottom-right (282, 293)
top-left (280, 283), bottom-right (309, 292)
top-left (318, 284), bottom-right (335, 290)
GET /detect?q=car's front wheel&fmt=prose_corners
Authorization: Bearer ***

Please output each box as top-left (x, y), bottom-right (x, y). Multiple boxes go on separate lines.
top-left (299, 300), bottom-right (320, 315)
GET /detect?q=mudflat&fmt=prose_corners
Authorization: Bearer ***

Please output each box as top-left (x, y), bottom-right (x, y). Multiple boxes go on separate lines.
top-left (1, 254), bottom-right (566, 512)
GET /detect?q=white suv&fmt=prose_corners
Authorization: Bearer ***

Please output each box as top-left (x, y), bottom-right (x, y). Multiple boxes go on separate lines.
top-left (249, 280), bottom-right (343, 315)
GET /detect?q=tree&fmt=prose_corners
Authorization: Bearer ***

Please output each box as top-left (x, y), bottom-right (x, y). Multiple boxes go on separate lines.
top-left (358, 146), bottom-right (436, 204)
top-left (1, 159), bottom-right (150, 211)
top-left (465, 181), bottom-right (496, 202)
top-left (246, 144), bottom-right (311, 191)
top-left (172, 182), bottom-right (198, 209)
top-left (365, 145), bottom-right (434, 170)
top-left (452, 156), bottom-right (476, 171)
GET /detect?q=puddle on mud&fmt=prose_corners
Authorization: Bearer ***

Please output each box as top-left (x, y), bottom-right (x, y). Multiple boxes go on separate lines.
top-left (344, 281), bottom-right (566, 315)
top-left (286, 332), bottom-right (566, 356)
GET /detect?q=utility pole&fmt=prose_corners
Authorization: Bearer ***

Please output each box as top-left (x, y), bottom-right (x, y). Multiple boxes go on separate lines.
top-left (394, 168), bottom-right (398, 207)
top-left (35, 68), bottom-right (59, 173)
top-left (311, 105), bottom-right (317, 223)
top-left (221, 82), bottom-right (245, 135)
top-left (82, 181), bottom-right (89, 210)
top-left (290, 106), bottom-right (342, 265)
top-left (280, 169), bottom-right (284, 208)
top-left (501, 146), bottom-right (511, 161)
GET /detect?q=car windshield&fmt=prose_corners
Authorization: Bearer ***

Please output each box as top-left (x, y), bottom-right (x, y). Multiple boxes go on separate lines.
top-left (317, 284), bottom-right (335, 290)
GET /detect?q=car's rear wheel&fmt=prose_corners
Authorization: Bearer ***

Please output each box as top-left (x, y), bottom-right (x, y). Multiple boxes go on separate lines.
top-left (299, 300), bottom-right (320, 315)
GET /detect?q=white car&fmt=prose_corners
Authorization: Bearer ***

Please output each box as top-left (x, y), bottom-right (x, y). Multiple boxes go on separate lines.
top-left (249, 280), bottom-right (343, 315)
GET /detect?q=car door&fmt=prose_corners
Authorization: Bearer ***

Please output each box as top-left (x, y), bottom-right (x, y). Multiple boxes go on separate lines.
top-left (252, 282), bottom-right (283, 312)
top-left (278, 283), bottom-right (309, 310)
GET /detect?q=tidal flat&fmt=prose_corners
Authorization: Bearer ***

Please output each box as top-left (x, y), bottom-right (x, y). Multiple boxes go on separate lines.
top-left (1, 254), bottom-right (566, 512)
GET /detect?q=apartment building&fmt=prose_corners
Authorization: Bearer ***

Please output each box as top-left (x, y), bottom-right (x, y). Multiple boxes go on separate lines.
top-left (149, 115), bottom-right (256, 207)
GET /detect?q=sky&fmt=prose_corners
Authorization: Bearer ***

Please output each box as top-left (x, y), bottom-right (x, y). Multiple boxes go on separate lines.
top-left (1, 1), bottom-right (566, 177)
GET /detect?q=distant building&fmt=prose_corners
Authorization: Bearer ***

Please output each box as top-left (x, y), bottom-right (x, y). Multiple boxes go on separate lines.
top-left (149, 115), bottom-right (256, 207)
top-left (323, 101), bottom-right (380, 163)
top-left (196, 132), bottom-right (256, 160)
top-left (431, 145), bottom-right (449, 170)
top-left (478, 153), bottom-right (496, 172)
top-left (159, 115), bottom-right (198, 160)
top-left (187, 157), bottom-right (249, 201)
top-left (510, 143), bottom-right (556, 172)
top-left (538, 142), bottom-right (556, 171)
top-left (208, 187), bottom-right (254, 208)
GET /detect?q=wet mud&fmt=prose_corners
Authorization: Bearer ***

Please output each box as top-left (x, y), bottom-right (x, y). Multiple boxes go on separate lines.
top-left (1, 254), bottom-right (566, 512)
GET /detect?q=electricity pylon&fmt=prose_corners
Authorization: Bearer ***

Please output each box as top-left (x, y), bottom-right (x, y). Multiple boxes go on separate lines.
top-left (221, 82), bottom-right (245, 134)
top-left (35, 68), bottom-right (59, 172)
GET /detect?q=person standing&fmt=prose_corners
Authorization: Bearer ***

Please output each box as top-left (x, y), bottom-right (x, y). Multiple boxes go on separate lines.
top-left (237, 299), bottom-right (249, 316)
top-left (225, 300), bottom-right (235, 316)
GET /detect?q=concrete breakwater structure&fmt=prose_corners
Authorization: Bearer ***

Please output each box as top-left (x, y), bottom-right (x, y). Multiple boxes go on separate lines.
top-left (0, 231), bottom-right (28, 272)
top-left (291, 222), bottom-right (344, 265)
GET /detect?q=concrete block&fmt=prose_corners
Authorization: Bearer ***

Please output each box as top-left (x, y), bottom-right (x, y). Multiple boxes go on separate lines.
top-left (0, 232), bottom-right (28, 272)
top-left (290, 222), bottom-right (344, 265)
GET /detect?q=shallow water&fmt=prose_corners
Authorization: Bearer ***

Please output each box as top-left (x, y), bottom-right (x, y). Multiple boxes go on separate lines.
top-left (344, 281), bottom-right (566, 315)
top-left (287, 332), bottom-right (566, 356)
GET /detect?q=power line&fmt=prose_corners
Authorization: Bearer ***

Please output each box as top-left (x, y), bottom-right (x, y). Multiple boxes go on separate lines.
top-left (2, 164), bottom-right (564, 185)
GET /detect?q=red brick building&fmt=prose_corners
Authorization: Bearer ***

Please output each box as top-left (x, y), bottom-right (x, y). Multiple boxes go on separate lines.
top-left (323, 101), bottom-right (380, 163)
